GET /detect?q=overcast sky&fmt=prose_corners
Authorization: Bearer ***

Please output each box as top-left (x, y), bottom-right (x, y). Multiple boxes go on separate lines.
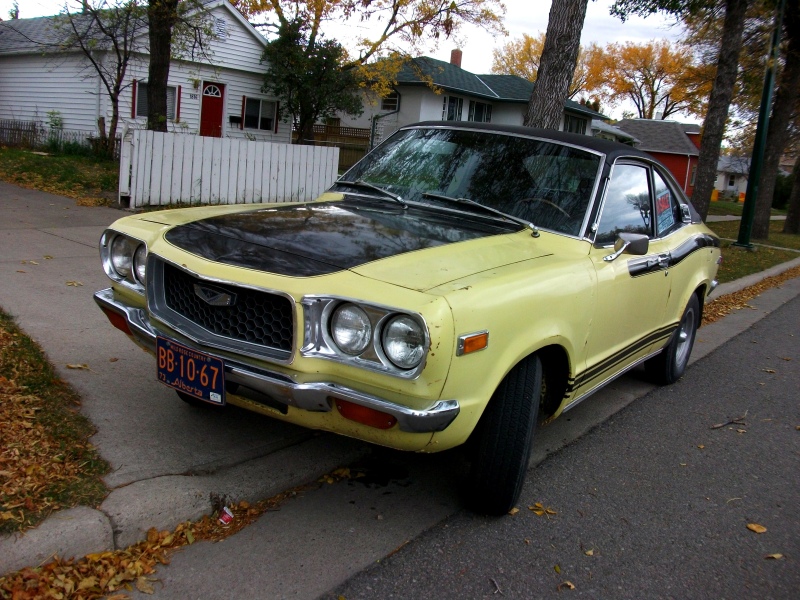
top-left (2, 0), bottom-right (683, 69)
top-left (2, 0), bottom-right (687, 118)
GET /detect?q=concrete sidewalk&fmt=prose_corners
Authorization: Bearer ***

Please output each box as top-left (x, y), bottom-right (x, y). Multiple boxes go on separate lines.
top-left (2, 181), bottom-right (799, 576)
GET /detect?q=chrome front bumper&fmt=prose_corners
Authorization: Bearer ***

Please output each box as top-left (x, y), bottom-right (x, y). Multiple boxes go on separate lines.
top-left (94, 288), bottom-right (459, 433)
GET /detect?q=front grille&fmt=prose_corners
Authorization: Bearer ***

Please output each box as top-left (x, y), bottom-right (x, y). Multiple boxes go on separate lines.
top-left (161, 262), bottom-right (293, 353)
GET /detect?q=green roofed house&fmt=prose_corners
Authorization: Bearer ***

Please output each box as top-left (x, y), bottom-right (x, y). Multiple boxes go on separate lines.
top-left (338, 50), bottom-right (608, 145)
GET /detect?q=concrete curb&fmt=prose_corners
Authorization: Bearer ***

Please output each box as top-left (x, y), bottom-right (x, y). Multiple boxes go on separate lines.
top-left (709, 255), bottom-right (800, 299)
top-left (0, 507), bottom-right (114, 575)
top-left (2, 256), bottom-right (800, 577)
top-left (104, 436), bottom-right (367, 549)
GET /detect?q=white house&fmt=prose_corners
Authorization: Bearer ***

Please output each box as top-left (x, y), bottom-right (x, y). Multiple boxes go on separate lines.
top-left (0, 0), bottom-right (288, 143)
top-left (715, 155), bottom-right (750, 199)
top-left (339, 50), bottom-right (607, 144)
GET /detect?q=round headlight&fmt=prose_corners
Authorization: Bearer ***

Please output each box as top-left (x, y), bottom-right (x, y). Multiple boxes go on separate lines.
top-left (110, 235), bottom-right (134, 278)
top-left (133, 244), bottom-right (147, 284)
top-left (331, 304), bottom-right (372, 355)
top-left (382, 315), bottom-right (425, 369)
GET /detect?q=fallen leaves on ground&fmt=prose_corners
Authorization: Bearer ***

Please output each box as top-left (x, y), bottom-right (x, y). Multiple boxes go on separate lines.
top-left (557, 580), bottom-right (576, 591)
top-left (529, 502), bottom-right (557, 517)
top-left (0, 317), bottom-right (107, 535)
top-left (702, 265), bottom-right (800, 326)
top-left (0, 488), bottom-right (306, 599)
top-left (747, 523), bottom-right (767, 534)
top-left (765, 553), bottom-right (784, 560)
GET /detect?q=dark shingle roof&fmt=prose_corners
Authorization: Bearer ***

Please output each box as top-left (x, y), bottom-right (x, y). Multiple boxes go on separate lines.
top-left (717, 155), bottom-right (750, 175)
top-left (615, 119), bottom-right (700, 156)
top-left (0, 15), bottom-right (75, 54)
top-left (396, 57), bottom-right (607, 119)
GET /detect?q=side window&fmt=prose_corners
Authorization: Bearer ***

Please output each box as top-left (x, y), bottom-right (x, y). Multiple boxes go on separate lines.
top-left (653, 169), bottom-right (682, 237)
top-left (595, 163), bottom-right (652, 246)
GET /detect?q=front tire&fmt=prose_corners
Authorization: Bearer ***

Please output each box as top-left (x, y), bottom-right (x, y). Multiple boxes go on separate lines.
top-left (465, 355), bottom-right (542, 515)
top-left (645, 293), bottom-right (700, 385)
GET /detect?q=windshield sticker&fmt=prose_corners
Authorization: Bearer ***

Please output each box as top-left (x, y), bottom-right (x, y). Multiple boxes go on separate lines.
top-left (656, 190), bottom-right (674, 232)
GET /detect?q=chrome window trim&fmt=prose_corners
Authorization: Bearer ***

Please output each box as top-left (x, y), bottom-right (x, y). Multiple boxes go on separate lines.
top-left (301, 295), bottom-right (430, 379)
top-left (146, 255), bottom-right (297, 365)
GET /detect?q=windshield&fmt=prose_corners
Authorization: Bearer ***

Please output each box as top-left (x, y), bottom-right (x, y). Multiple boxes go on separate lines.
top-left (339, 127), bottom-right (603, 237)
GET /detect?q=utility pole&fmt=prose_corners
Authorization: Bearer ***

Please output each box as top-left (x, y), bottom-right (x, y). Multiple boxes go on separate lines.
top-left (734, 0), bottom-right (786, 248)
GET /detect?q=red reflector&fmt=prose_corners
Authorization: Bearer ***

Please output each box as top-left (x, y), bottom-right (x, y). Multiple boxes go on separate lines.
top-left (334, 399), bottom-right (397, 430)
top-left (102, 307), bottom-right (133, 336)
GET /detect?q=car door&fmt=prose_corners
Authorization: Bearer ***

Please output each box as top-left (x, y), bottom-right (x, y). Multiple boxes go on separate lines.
top-left (576, 161), bottom-right (673, 397)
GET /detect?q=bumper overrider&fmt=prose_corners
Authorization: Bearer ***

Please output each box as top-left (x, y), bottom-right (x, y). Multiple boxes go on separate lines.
top-left (93, 288), bottom-right (460, 434)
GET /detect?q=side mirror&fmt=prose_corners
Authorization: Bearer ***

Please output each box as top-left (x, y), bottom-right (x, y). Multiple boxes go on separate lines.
top-left (603, 232), bottom-right (649, 262)
top-left (680, 204), bottom-right (692, 223)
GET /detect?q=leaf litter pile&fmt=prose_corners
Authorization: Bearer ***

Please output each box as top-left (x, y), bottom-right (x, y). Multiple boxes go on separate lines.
top-left (0, 490), bottom-right (305, 599)
top-left (2, 263), bottom-right (800, 597)
top-left (0, 311), bottom-right (107, 536)
top-left (701, 264), bottom-right (800, 326)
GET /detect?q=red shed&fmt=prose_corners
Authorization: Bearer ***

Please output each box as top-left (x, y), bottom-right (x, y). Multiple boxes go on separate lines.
top-left (615, 120), bottom-right (701, 197)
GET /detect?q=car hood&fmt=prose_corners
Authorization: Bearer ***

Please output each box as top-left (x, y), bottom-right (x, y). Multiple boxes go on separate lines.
top-left (162, 197), bottom-right (550, 291)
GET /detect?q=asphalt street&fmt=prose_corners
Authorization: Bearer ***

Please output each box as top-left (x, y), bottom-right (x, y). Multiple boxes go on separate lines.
top-left (326, 295), bottom-right (800, 600)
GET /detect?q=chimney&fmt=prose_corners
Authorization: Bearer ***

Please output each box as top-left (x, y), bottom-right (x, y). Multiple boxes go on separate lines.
top-left (450, 49), bottom-right (463, 68)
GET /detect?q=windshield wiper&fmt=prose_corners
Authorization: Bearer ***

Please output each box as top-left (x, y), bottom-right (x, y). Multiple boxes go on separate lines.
top-left (336, 179), bottom-right (408, 209)
top-left (421, 192), bottom-right (539, 237)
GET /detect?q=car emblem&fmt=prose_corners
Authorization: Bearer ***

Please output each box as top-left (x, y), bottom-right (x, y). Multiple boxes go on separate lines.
top-left (193, 283), bottom-right (236, 307)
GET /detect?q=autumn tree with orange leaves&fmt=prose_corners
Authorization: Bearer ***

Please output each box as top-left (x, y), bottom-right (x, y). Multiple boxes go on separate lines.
top-left (229, 0), bottom-right (505, 142)
top-left (593, 40), bottom-right (711, 120)
top-left (490, 32), bottom-right (602, 101)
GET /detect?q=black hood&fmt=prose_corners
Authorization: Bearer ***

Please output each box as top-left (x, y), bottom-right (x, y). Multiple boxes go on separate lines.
top-left (164, 197), bottom-right (518, 277)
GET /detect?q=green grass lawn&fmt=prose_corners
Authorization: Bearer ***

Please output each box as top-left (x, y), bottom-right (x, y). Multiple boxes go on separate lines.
top-left (706, 220), bottom-right (800, 283)
top-left (706, 199), bottom-right (788, 217)
top-left (0, 147), bottom-right (118, 205)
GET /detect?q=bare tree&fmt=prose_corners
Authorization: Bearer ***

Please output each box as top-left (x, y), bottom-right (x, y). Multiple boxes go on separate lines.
top-left (523, 0), bottom-right (589, 129)
top-left (53, 1), bottom-right (149, 154)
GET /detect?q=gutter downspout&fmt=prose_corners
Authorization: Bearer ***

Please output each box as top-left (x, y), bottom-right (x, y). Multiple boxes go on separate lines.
top-left (684, 155), bottom-right (692, 193)
top-left (370, 88), bottom-right (401, 149)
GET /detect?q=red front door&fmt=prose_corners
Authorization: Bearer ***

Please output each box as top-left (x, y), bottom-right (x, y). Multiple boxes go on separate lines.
top-left (199, 82), bottom-right (225, 137)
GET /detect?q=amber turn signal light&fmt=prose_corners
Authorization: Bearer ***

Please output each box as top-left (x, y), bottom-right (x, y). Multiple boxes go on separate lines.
top-left (457, 331), bottom-right (489, 356)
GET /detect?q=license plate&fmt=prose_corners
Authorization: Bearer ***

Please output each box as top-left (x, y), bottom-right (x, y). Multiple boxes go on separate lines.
top-left (157, 337), bottom-right (225, 405)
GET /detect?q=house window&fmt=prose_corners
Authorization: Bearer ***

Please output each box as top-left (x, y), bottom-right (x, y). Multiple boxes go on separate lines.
top-left (442, 96), bottom-right (463, 121)
top-left (381, 92), bottom-right (399, 111)
top-left (468, 101), bottom-right (492, 123)
top-left (136, 82), bottom-right (177, 121)
top-left (243, 97), bottom-right (276, 131)
top-left (563, 114), bottom-right (587, 135)
top-left (728, 175), bottom-right (735, 187)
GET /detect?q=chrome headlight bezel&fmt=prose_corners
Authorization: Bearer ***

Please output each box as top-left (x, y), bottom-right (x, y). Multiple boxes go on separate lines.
top-left (301, 296), bottom-right (430, 378)
top-left (100, 229), bottom-right (147, 293)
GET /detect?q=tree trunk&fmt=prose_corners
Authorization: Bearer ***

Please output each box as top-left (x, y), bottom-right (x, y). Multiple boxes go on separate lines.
top-left (297, 120), bottom-right (316, 146)
top-left (146, 0), bottom-right (180, 132)
top-left (783, 158), bottom-right (800, 233)
top-left (691, 0), bottom-right (749, 220)
top-left (751, 0), bottom-right (800, 239)
top-left (523, 0), bottom-right (589, 130)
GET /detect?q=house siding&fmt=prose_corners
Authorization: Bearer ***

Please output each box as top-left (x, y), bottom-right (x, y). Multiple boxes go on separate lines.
top-left (0, 53), bottom-right (107, 132)
top-left (651, 152), bottom-right (698, 197)
top-left (0, 3), bottom-right (289, 143)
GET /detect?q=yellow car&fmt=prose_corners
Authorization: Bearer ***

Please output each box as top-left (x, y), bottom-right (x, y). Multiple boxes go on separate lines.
top-left (95, 122), bottom-right (720, 514)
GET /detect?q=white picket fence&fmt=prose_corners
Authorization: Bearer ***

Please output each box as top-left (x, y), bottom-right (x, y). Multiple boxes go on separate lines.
top-left (119, 130), bottom-right (340, 208)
